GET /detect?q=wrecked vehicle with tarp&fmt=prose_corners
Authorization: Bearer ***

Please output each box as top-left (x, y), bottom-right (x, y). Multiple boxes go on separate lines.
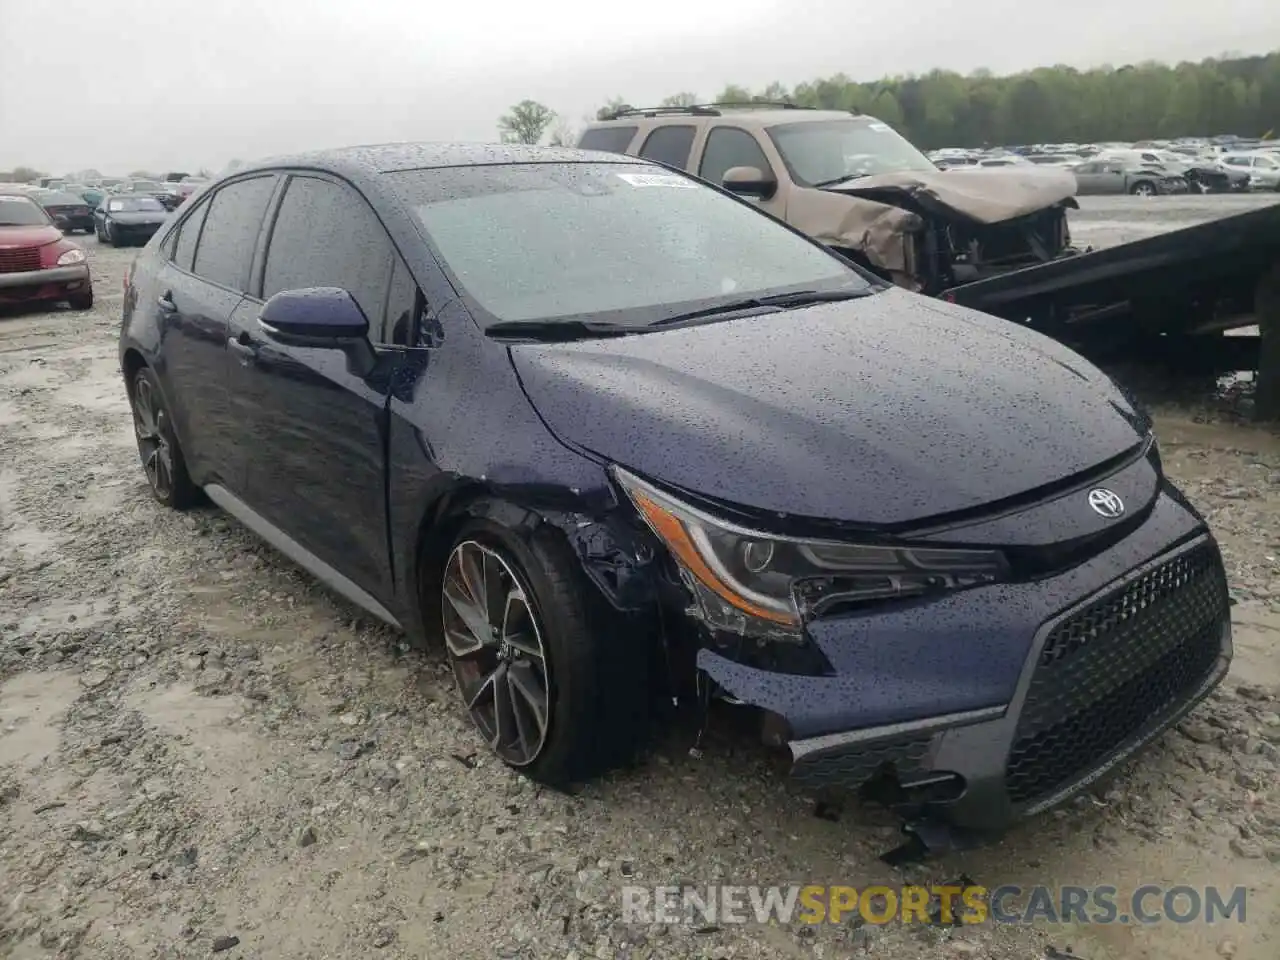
top-left (120, 143), bottom-right (1237, 863)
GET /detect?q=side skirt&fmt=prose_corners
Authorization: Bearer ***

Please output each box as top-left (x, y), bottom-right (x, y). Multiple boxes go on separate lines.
top-left (203, 483), bottom-right (403, 630)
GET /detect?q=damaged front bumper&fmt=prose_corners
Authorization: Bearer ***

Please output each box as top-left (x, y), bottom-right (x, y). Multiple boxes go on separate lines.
top-left (697, 497), bottom-right (1232, 836)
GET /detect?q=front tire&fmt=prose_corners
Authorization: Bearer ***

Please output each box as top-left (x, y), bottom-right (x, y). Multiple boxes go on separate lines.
top-left (69, 290), bottom-right (93, 310)
top-left (129, 367), bottom-right (201, 509)
top-left (1131, 181), bottom-right (1156, 197)
top-left (438, 516), bottom-right (650, 785)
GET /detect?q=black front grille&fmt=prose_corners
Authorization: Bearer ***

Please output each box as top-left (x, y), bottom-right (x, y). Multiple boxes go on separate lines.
top-left (1006, 543), bottom-right (1227, 804)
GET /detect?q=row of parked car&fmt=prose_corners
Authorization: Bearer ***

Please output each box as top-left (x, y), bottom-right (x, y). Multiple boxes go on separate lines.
top-left (928, 141), bottom-right (1280, 195)
top-left (0, 176), bottom-right (194, 247)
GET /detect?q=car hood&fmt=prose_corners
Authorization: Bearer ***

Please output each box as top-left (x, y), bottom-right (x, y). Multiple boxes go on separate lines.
top-left (0, 224), bottom-right (61, 248)
top-left (823, 167), bottom-right (1078, 224)
top-left (510, 288), bottom-right (1148, 526)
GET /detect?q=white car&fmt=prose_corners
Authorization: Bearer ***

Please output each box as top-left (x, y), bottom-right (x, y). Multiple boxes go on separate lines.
top-left (1220, 152), bottom-right (1280, 191)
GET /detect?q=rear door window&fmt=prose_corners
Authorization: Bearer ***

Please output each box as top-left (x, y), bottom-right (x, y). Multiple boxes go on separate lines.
top-left (262, 175), bottom-right (397, 341)
top-left (577, 126), bottom-right (639, 155)
top-left (192, 175), bottom-right (277, 291)
top-left (637, 126), bottom-right (696, 169)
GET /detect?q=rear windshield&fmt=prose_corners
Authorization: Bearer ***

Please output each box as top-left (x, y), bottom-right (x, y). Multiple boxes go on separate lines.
top-left (386, 162), bottom-right (866, 328)
top-left (107, 197), bottom-right (165, 212)
top-left (0, 195), bottom-right (51, 226)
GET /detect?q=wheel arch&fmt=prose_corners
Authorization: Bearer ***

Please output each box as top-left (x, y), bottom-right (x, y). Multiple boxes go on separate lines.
top-left (406, 480), bottom-right (664, 650)
top-left (121, 346), bottom-right (148, 399)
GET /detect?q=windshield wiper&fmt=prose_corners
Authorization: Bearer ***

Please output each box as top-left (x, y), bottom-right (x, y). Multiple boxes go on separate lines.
top-left (812, 174), bottom-right (870, 188)
top-left (650, 288), bottom-right (876, 328)
top-left (484, 319), bottom-right (636, 342)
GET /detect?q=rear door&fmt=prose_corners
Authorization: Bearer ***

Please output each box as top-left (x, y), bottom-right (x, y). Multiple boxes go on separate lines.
top-left (226, 172), bottom-right (413, 599)
top-left (147, 174), bottom-right (277, 486)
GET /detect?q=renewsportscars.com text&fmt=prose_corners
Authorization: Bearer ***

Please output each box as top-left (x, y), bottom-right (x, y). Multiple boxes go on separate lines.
top-left (621, 884), bottom-right (1248, 926)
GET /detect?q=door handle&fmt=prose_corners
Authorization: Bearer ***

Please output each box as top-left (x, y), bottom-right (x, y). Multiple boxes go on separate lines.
top-left (157, 292), bottom-right (176, 311)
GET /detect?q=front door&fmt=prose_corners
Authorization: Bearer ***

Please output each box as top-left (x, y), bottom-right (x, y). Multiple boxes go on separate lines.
top-left (226, 173), bottom-right (415, 600)
top-left (697, 125), bottom-right (788, 220)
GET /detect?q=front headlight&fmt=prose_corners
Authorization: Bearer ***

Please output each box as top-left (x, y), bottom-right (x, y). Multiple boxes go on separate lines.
top-left (56, 248), bottom-right (86, 266)
top-left (612, 467), bottom-right (1007, 641)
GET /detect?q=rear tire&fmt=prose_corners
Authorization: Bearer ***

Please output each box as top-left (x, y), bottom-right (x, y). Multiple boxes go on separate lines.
top-left (69, 291), bottom-right (93, 310)
top-left (129, 366), bottom-right (202, 509)
top-left (436, 515), bottom-right (650, 787)
top-left (1131, 181), bottom-right (1156, 197)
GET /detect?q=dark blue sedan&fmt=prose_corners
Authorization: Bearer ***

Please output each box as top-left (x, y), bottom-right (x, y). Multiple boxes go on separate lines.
top-left (117, 143), bottom-right (1231, 851)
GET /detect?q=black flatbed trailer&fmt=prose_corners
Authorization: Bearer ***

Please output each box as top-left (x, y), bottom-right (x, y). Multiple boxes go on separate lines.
top-left (940, 201), bottom-right (1280, 390)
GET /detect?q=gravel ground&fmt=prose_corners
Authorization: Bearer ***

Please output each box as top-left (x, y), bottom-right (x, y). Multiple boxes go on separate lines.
top-left (2, 197), bottom-right (1279, 960)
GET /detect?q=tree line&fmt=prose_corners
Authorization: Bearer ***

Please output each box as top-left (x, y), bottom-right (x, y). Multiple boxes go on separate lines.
top-left (499, 50), bottom-right (1280, 149)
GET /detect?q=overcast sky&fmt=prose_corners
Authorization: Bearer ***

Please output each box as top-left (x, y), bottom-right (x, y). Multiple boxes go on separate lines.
top-left (3, 0), bottom-right (1277, 174)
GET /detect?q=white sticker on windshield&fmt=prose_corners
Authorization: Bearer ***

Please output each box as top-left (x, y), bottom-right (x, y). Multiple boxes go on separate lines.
top-left (868, 122), bottom-right (890, 131)
top-left (615, 172), bottom-right (696, 188)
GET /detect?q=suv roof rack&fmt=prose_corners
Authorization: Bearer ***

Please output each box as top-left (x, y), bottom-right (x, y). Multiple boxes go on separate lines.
top-left (598, 101), bottom-right (818, 121)
top-left (702, 101), bottom-right (812, 111)
top-left (599, 104), bottom-right (721, 120)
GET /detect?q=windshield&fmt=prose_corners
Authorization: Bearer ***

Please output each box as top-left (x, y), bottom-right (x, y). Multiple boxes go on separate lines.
top-left (0, 195), bottom-right (51, 226)
top-left (130, 180), bottom-right (163, 192)
top-left (107, 197), bottom-right (164, 212)
top-left (41, 192), bottom-right (85, 206)
top-left (388, 162), bottom-right (868, 327)
top-left (766, 119), bottom-right (936, 186)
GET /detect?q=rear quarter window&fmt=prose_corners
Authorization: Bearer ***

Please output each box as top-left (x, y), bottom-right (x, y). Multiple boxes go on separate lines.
top-left (172, 197), bottom-right (211, 273)
top-left (577, 126), bottom-right (639, 155)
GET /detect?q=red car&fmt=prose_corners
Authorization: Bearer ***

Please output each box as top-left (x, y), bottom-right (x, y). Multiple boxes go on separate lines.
top-left (0, 193), bottom-right (93, 310)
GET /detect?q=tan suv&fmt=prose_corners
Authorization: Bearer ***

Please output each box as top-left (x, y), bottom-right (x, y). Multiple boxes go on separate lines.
top-left (578, 103), bottom-right (1078, 294)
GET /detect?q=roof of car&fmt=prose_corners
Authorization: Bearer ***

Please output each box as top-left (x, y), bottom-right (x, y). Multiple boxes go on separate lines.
top-left (236, 142), bottom-right (647, 178)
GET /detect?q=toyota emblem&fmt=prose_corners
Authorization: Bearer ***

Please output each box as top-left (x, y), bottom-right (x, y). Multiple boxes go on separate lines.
top-left (1087, 488), bottom-right (1125, 519)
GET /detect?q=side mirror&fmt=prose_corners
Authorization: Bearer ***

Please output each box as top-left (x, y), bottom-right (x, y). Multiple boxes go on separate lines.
top-left (721, 165), bottom-right (777, 200)
top-left (258, 287), bottom-right (376, 377)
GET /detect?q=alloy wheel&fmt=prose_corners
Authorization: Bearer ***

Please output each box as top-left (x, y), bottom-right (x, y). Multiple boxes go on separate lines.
top-left (132, 377), bottom-right (174, 499)
top-left (442, 540), bottom-right (551, 767)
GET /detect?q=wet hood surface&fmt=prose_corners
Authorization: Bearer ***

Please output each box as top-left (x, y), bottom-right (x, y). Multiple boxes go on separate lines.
top-left (824, 167), bottom-right (1078, 223)
top-left (511, 288), bottom-right (1147, 526)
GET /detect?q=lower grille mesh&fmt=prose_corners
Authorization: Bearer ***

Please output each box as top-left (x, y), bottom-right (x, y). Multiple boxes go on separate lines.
top-left (1006, 543), bottom-right (1227, 804)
